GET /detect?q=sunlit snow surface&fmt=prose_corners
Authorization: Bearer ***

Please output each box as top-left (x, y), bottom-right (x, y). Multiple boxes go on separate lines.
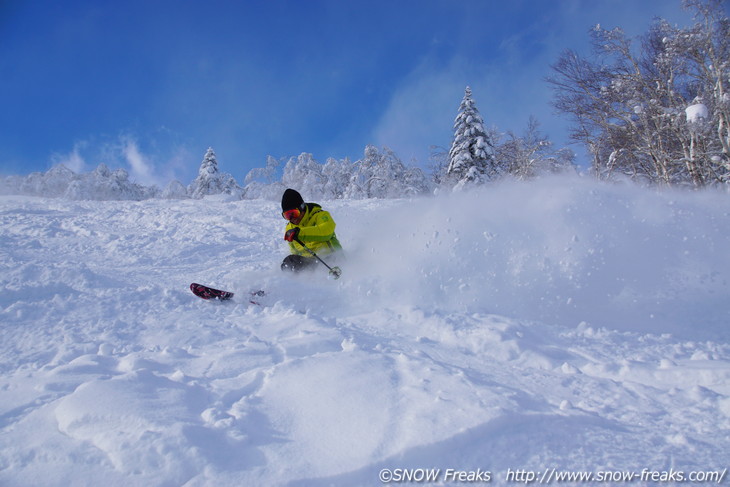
top-left (1, 175), bottom-right (728, 486)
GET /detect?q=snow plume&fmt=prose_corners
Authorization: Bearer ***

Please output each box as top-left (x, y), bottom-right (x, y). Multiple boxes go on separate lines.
top-left (122, 137), bottom-right (157, 186)
top-left (50, 134), bottom-right (175, 189)
top-left (339, 175), bottom-right (730, 341)
top-left (50, 141), bottom-right (88, 173)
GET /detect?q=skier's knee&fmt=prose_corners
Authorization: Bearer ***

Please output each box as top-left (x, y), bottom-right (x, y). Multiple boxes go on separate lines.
top-left (281, 255), bottom-right (316, 272)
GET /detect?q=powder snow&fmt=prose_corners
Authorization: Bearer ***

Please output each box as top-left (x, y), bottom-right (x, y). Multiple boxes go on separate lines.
top-left (0, 175), bottom-right (728, 486)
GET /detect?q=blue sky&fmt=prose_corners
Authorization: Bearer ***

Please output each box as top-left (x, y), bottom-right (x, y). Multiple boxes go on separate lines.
top-left (0, 0), bottom-right (692, 186)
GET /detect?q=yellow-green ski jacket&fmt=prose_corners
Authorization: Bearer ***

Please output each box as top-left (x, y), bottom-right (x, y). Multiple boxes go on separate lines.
top-left (285, 203), bottom-right (342, 256)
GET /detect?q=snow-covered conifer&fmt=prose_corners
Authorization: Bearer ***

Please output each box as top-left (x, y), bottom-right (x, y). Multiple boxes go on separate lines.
top-left (188, 147), bottom-right (243, 199)
top-left (446, 87), bottom-right (498, 189)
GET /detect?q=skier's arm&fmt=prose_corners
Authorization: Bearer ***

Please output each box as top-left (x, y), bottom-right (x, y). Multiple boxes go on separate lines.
top-left (298, 211), bottom-right (336, 242)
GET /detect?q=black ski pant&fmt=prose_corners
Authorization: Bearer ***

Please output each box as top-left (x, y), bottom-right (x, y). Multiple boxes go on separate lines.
top-left (281, 254), bottom-right (319, 273)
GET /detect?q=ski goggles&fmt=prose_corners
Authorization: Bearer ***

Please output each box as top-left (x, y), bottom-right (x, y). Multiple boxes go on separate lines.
top-left (282, 208), bottom-right (302, 221)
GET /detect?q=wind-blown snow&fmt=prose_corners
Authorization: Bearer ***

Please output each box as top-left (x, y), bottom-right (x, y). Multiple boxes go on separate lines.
top-left (1, 175), bottom-right (728, 486)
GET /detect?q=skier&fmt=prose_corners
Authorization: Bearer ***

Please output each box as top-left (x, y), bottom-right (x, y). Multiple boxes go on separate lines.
top-left (280, 188), bottom-right (342, 272)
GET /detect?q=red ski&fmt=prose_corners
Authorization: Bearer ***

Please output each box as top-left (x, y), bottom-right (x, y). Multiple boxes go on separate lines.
top-left (190, 283), bottom-right (267, 305)
top-left (190, 283), bottom-right (234, 301)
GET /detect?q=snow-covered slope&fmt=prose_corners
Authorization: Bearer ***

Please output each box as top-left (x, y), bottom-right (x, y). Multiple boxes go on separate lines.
top-left (1, 175), bottom-right (728, 486)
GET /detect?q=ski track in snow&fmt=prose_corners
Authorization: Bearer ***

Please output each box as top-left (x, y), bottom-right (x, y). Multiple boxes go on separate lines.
top-left (0, 176), bottom-right (729, 486)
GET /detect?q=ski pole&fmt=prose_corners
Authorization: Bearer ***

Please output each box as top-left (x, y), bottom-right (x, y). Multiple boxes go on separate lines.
top-left (295, 238), bottom-right (342, 279)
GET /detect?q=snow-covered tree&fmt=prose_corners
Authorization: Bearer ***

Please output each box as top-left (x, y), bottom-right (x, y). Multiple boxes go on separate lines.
top-left (20, 164), bottom-right (76, 197)
top-left (281, 153), bottom-right (326, 197)
top-left (242, 155), bottom-right (285, 200)
top-left (0, 163), bottom-right (160, 200)
top-left (321, 157), bottom-right (354, 199)
top-left (188, 147), bottom-right (243, 199)
top-left (240, 146), bottom-right (429, 200)
top-left (446, 86), bottom-right (498, 189)
top-left (161, 180), bottom-right (189, 199)
top-left (359, 145), bottom-right (398, 198)
top-left (345, 145), bottom-right (429, 198)
top-left (63, 164), bottom-right (159, 200)
top-left (244, 155), bottom-right (280, 186)
top-left (497, 117), bottom-right (576, 180)
top-left (548, 0), bottom-right (729, 187)
top-left (428, 145), bottom-right (450, 188)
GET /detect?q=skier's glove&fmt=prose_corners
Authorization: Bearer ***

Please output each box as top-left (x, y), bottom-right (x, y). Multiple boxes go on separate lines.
top-left (284, 228), bottom-right (300, 242)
